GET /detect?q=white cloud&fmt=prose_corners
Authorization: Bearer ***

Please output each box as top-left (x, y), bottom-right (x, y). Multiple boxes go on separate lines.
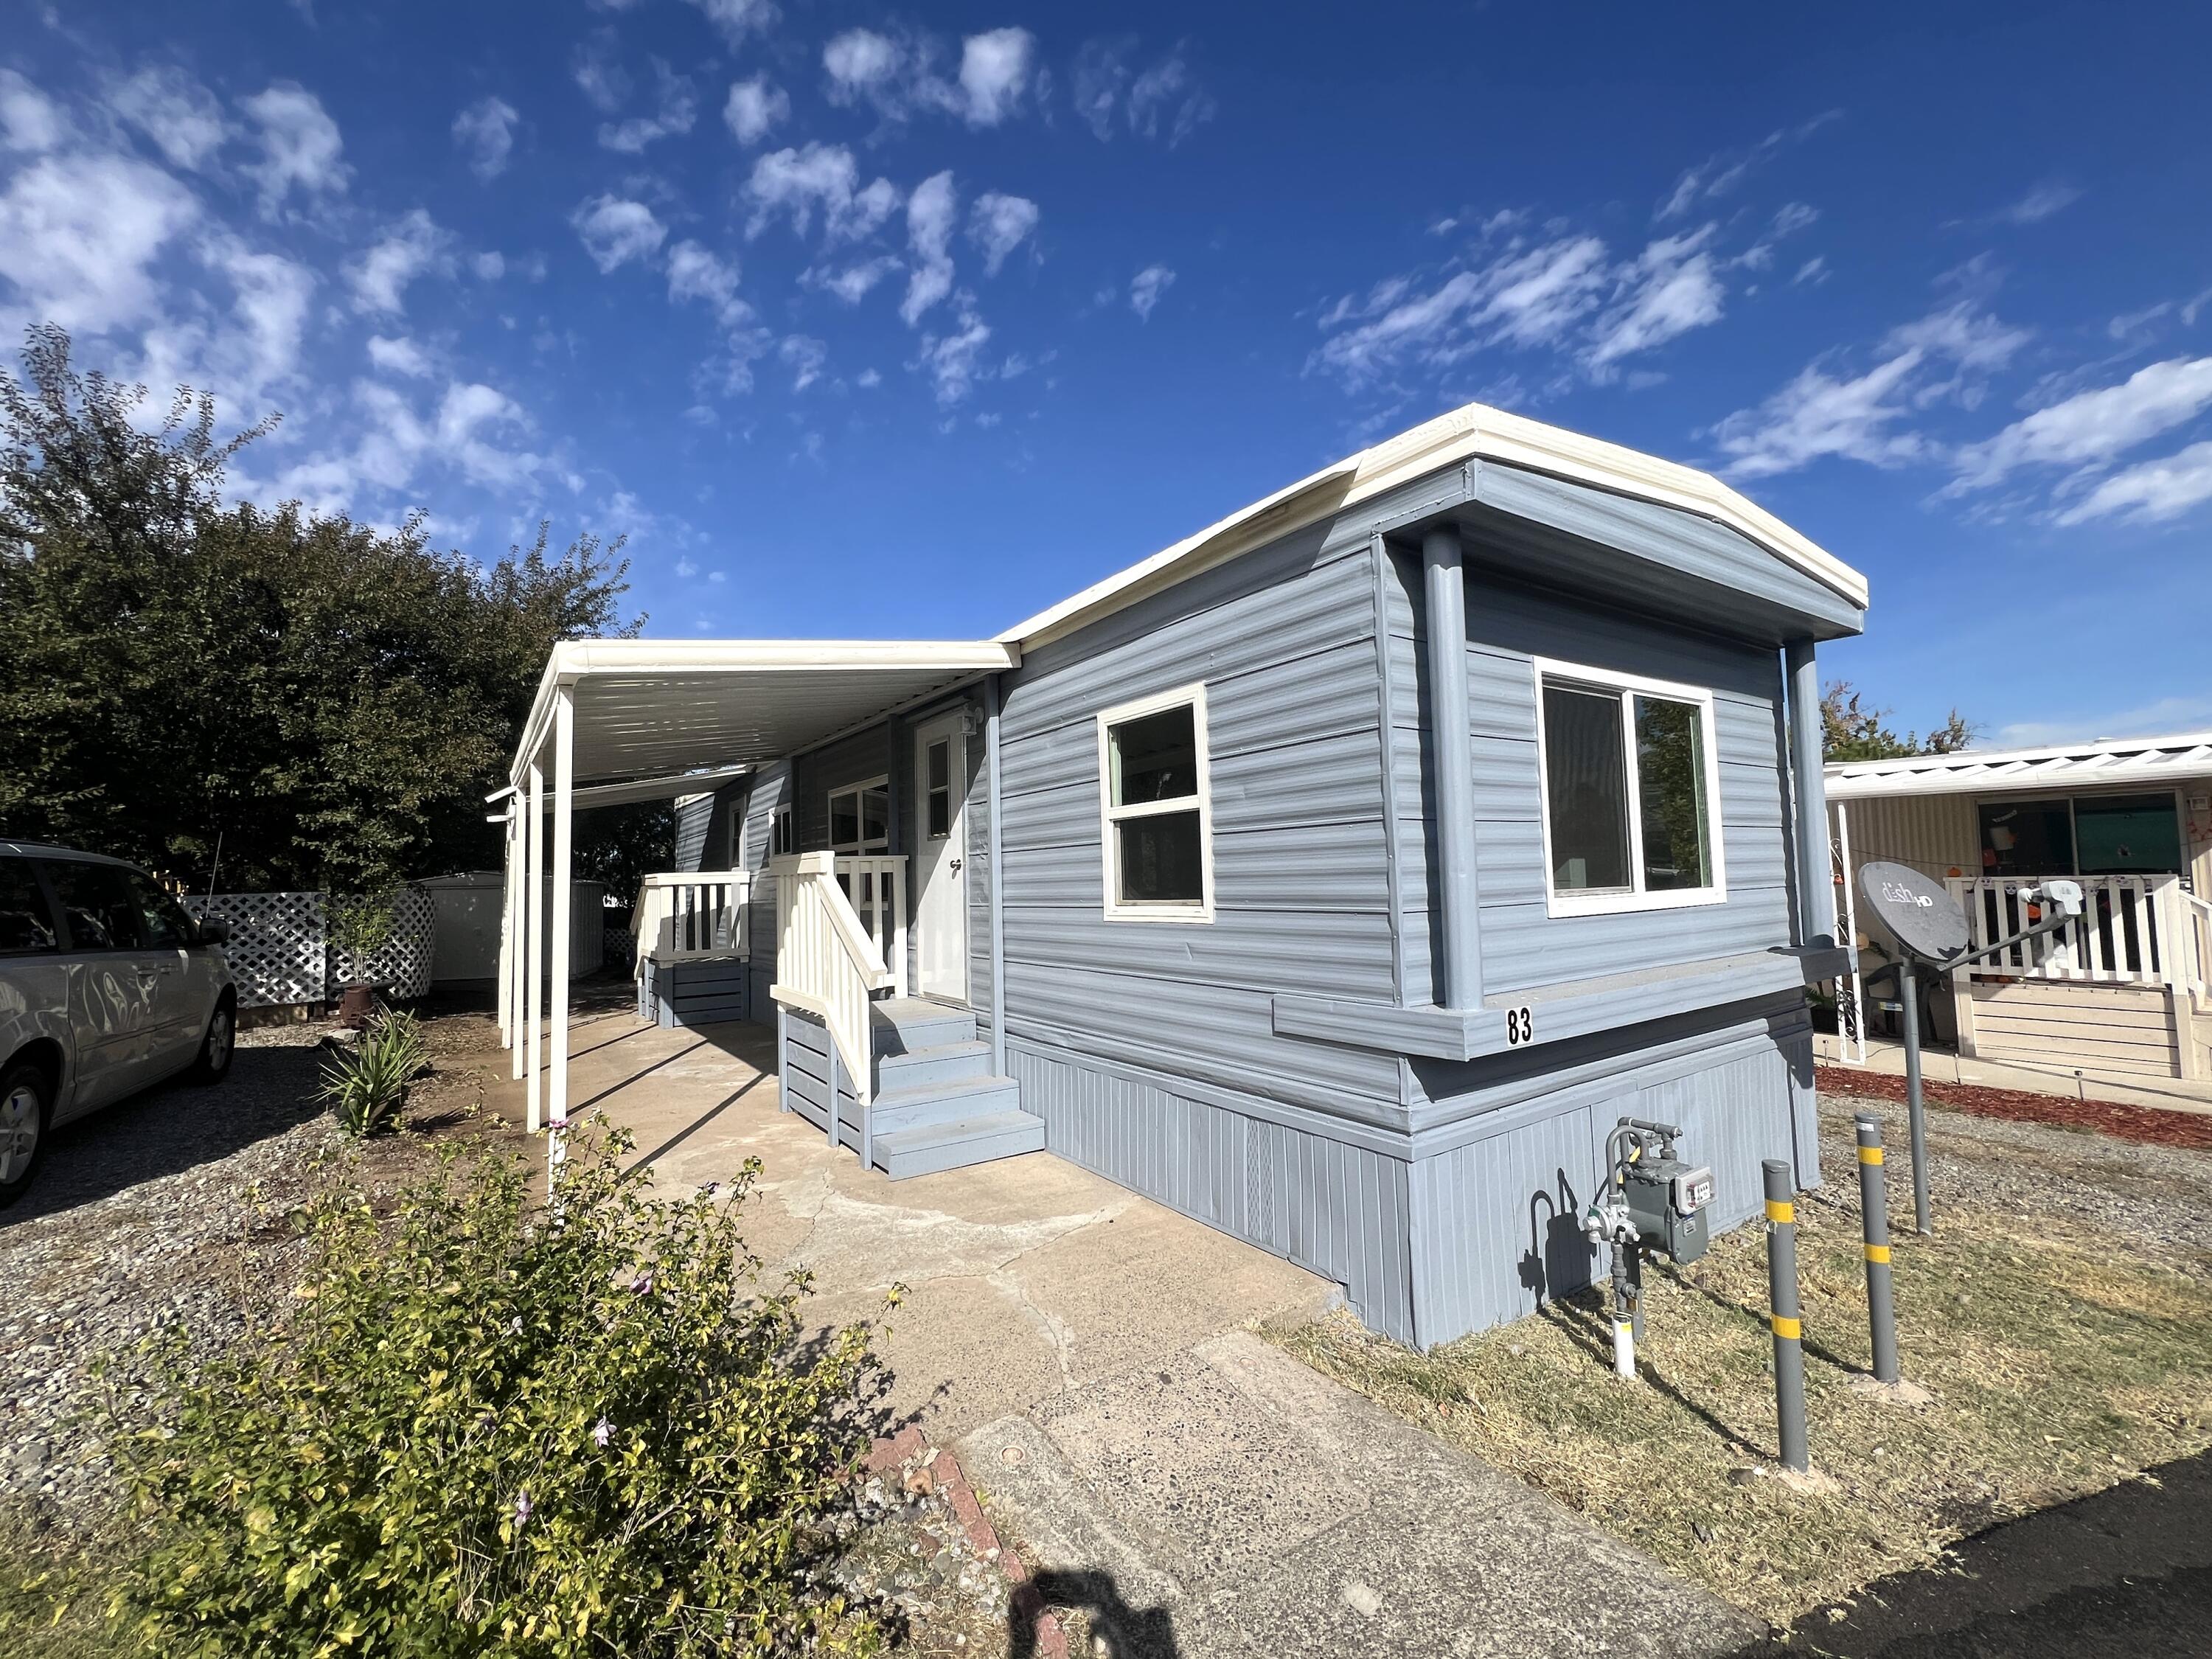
top-left (1585, 227), bottom-right (1725, 373)
top-left (132, 234), bottom-right (317, 417)
top-left (914, 305), bottom-right (990, 404)
top-left (1950, 356), bottom-right (2212, 490)
top-left (599, 61), bottom-right (696, 154)
top-left (107, 67), bottom-right (228, 170)
top-left (1130, 263), bottom-right (1175, 320)
top-left (857, 367), bottom-right (881, 388)
top-left (1657, 111), bottom-right (1838, 220)
top-left (968, 192), bottom-right (1038, 276)
top-left (472, 250), bottom-right (504, 280)
top-left (1994, 179), bottom-right (2082, 225)
top-left (723, 75), bottom-right (787, 145)
top-left (0, 150), bottom-right (198, 332)
top-left (0, 69), bottom-right (66, 153)
top-left (807, 255), bottom-right (900, 304)
top-left (675, 555), bottom-right (700, 578)
top-left (956, 29), bottom-right (1036, 127)
top-left (684, 0), bottom-right (775, 45)
top-left (665, 239), bottom-right (754, 332)
top-left (2053, 440), bottom-right (2212, 526)
top-left (1709, 300), bottom-right (2028, 479)
top-left (437, 380), bottom-right (538, 488)
top-left (823, 25), bottom-right (1037, 128)
top-left (1794, 254), bottom-right (1829, 286)
top-left (571, 194), bottom-right (667, 272)
top-left (901, 170), bottom-right (957, 326)
top-left (452, 96), bottom-right (518, 181)
top-left (744, 143), bottom-right (898, 243)
top-left (1126, 49), bottom-right (1214, 146)
top-left (779, 333), bottom-right (826, 391)
top-left (367, 334), bottom-right (433, 377)
top-left (349, 208), bottom-right (453, 314)
top-left (572, 37), bottom-right (631, 114)
top-left (1709, 349), bottom-right (1934, 479)
top-left (238, 83), bottom-right (349, 215)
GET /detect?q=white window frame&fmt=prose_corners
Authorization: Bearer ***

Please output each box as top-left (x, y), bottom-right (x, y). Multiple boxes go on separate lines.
top-left (769, 803), bottom-right (793, 858)
top-left (1531, 655), bottom-right (1728, 919)
top-left (1096, 681), bottom-right (1215, 923)
top-left (827, 775), bottom-right (890, 855)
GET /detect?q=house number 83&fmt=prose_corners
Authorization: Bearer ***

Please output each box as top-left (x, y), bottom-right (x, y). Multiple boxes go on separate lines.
top-left (1503, 1006), bottom-right (1534, 1045)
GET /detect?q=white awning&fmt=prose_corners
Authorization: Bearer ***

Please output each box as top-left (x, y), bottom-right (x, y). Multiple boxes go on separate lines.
top-left (1827, 731), bottom-right (2212, 801)
top-left (509, 639), bottom-right (1020, 787)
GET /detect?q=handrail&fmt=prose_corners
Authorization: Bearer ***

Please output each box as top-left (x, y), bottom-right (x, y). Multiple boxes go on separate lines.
top-left (768, 852), bottom-right (895, 1105)
top-left (1947, 873), bottom-right (2187, 989)
top-left (633, 870), bottom-right (751, 975)
top-left (2184, 890), bottom-right (2212, 1001)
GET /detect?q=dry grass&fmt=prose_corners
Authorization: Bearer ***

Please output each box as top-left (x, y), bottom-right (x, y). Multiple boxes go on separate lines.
top-left (1271, 1111), bottom-right (2212, 1628)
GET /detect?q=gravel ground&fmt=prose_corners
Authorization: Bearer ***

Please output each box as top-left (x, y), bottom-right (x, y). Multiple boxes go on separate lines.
top-left (0, 1021), bottom-right (398, 1534)
top-left (1820, 1088), bottom-right (2212, 1262)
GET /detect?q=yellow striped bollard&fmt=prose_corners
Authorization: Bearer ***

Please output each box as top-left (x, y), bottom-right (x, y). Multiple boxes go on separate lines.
top-left (1763, 1158), bottom-right (1809, 1472)
top-left (1856, 1115), bottom-right (1901, 1385)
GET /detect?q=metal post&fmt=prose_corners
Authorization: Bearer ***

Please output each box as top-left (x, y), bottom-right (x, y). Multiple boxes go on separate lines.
top-left (1764, 1158), bottom-right (1809, 1473)
top-left (1422, 526), bottom-right (1482, 1011)
top-left (548, 686), bottom-right (574, 1183)
top-left (984, 673), bottom-right (1008, 1079)
top-left (825, 1026), bottom-right (841, 1150)
top-left (1784, 639), bottom-right (1834, 947)
top-left (1855, 1114), bottom-right (1899, 1385)
top-left (1899, 964), bottom-right (1932, 1235)
top-left (1609, 1241), bottom-right (1636, 1381)
top-left (526, 759), bottom-right (544, 1132)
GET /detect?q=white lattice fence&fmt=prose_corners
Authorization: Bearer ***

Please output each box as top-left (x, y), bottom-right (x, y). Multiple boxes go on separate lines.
top-left (185, 892), bottom-right (325, 1009)
top-left (185, 886), bottom-right (437, 1009)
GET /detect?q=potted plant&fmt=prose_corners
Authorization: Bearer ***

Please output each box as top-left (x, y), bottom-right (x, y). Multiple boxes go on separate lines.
top-left (327, 889), bottom-right (400, 1026)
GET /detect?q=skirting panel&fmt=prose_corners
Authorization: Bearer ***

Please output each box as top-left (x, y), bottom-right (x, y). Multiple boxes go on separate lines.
top-left (641, 956), bottom-right (751, 1030)
top-left (1005, 1036), bottom-right (1417, 1343)
top-left (1408, 1023), bottom-right (1812, 1347)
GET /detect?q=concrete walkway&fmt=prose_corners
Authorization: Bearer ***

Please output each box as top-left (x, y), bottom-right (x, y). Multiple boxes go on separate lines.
top-left (490, 1006), bottom-right (1759, 1657)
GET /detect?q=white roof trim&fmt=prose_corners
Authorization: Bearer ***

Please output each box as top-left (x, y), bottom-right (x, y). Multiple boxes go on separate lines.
top-left (998, 400), bottom-right (1868, 653)
top-left (1827, 730), bottom-right (2212, 800)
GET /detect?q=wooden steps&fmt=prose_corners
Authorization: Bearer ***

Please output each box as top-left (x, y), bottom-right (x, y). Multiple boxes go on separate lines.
top-left (781, 998), bottom-right (1045, 1179)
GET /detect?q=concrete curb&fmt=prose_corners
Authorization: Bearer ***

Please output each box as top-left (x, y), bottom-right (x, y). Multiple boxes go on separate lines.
top-left (867, 1425), bottom-right (1070, 1658)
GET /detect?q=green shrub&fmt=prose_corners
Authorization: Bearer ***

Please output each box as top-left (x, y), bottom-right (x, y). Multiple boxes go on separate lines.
top-left (108, 1131), bottom-right (888, 1657)
top-left (327, 891), bottom-right (400, 987)
top-left (319, 1004), bottom-right (426, 1138)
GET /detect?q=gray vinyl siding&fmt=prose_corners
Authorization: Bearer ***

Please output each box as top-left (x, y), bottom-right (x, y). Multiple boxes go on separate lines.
top-left (995, 518), bottom-right (1403, 1120)
top-left (736, 763), bottom-right (787, 1010)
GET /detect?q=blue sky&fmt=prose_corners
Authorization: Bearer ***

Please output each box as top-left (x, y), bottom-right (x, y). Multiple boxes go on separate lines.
top-left (3, 1), bottom-right (2208, 746)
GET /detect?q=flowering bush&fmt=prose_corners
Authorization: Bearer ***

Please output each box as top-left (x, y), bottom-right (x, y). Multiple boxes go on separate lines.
top-left (109, 1130), bottom-right (888, 1657)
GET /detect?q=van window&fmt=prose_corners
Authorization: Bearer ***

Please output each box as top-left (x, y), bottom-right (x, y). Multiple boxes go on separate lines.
top-left (40, 860), bottom-right (147, 952)
top-left (0, 858), bottom-right (60, 956)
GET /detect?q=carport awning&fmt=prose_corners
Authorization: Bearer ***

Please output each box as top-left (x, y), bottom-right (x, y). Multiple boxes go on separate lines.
top-left (508, 639), bottom-right (1021, 787)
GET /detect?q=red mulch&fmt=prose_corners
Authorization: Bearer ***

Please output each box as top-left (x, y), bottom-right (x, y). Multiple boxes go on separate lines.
top-left (1817, 1064), bottom-right (2212, 1151)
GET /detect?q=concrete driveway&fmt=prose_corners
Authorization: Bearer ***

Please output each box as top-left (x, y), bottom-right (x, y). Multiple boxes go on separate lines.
top-left (493, 1006), bottom-right (1757, 1658)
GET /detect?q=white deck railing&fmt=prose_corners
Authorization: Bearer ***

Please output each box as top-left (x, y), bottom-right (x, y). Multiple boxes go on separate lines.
top-left (832, 855), bottom-right (908, 999)
top-left (1947, 874), bottom-right (2194, 989)
top-left (769, 852), bottom-right (900, 1105)
top-left (2185, 891), bottom-right (2212, 1001)
top-left (634, 871), bottom-right (751, 971)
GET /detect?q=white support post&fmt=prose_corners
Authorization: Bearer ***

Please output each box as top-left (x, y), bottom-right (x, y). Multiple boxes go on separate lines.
top-left (509, 802), bottom-right (527, 1077)
top-left (1834, 799), bottom-right (1866, 1066)
top-left (526, 759), bottom-right (545, 1128)
top-left (496, 804), bottom-right (515, 1048)
top-left (548, 686), bottom-right (575, 1183)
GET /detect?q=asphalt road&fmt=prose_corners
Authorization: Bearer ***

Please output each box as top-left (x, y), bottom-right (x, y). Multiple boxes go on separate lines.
top-left (1736, 1447), bottom-right (2212, 1658)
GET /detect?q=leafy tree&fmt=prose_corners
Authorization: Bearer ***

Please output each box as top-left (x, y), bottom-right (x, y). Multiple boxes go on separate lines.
top-left (0, 325), bottom-right (643, 892)
top-left (1821, 680), bottom-right (1977, 762)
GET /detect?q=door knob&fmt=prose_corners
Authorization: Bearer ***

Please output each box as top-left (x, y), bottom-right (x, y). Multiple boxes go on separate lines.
top-left (948, 859), bottom-right (963, 874)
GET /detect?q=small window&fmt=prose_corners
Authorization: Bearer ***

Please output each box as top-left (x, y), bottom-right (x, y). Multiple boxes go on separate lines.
top-left (0, 858), bottom-right (60, 956)
top-left (1534, 658), bottom-right (1725, 917)
top-left (827, 778), bottom-right (890, 854)
top-left (771, 804), bottom-right (794, 857)
top-left (40, 860), bottom-right (147, 951)
top-left (925, 739), bottom-right (952, 839)
top-left (128, 872), bottom-right (195, 947)
top-left (1096, 684), bottom-right (1213, 921)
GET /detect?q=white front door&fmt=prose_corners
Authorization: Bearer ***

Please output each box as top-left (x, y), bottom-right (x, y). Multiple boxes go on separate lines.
top-left (913, 713), bottom-right (970, 1002)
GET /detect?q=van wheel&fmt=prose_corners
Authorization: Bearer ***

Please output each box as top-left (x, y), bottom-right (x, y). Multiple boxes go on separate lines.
top-left (0, 1063), bottom-right (49, 1204)
top-left (189, 1001), bottom-right (236, 1084)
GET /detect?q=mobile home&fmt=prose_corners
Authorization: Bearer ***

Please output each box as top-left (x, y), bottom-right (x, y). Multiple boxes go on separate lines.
top-left (503, 402), bottom-right (1866, 1348)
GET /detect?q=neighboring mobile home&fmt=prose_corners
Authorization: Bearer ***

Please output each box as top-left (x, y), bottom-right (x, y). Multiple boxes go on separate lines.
top-left (500, 403), bottom-right (1867, 1349)
top-left (1827, 736), bottom-right (2212, 1087)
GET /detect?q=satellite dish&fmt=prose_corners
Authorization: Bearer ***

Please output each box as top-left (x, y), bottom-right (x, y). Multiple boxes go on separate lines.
top-left (1858, 861), bottom-right (1971, 963)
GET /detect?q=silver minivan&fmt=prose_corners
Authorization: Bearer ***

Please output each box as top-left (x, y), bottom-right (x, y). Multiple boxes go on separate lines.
top-left (0, 842), bottom-right (237, 1203)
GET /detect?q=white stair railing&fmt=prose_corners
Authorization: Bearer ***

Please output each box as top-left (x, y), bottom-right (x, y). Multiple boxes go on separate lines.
top-left (770, 852), bottom-right (895, 1105)
top-left (834, 855), bottom-right (908, 998)
top-left (633, 871), bottom-right (751, 974)
top-left (2184, 890), bottom-right (2212, 1002)
top-left (1947, 874), bottom-right (2187, 987)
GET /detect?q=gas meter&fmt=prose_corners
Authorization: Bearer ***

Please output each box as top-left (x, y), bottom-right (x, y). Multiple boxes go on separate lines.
top-left (1621, 1141), bottom-right (1714, 1266)
top-left (1583, 1117), bottom-right (1713, 1380)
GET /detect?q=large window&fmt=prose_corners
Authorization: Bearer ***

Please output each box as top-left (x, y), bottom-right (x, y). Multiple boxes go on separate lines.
top-left (1980, 793), bottom-right (2182, 877)
top-left (827, 778), bottom-right (889, 855)
top-left (1096, 684), bottom-right (1213, 921)
top-left (39, 860), bottom-right (147, 951)
top-left (0, 858), bottom-right (59, 956)
top-left (1534, 658), bottom-right (1725, 917)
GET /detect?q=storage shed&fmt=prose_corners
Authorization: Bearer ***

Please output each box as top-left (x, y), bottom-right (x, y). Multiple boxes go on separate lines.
top-left (499, 401), bottom-right (1866, 1349)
